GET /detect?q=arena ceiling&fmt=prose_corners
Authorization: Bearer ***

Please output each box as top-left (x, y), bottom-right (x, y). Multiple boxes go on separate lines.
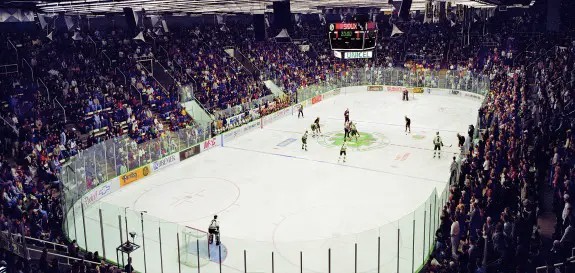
top-left (3, 0), bottom-right (497, 15)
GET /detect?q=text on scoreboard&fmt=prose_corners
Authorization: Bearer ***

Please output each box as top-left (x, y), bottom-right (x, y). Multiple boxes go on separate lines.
top-left (329, 22), bottom-right (378, 51)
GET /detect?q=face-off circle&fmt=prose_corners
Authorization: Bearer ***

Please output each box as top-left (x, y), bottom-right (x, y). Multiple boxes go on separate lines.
top-left (316, 131), bottom-right (390, 151)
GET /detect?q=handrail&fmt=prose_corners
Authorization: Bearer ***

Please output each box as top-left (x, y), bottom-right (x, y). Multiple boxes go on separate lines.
top-left (535, 258), bottom-right (575, 273)
top-left (8, 39), bottom-right (18, 65)
top-left (87, 36), bottom-right (98, 55)
top-left (154, 59), bottom-right (178, 83)
top-left (159, 45), bottom-right (169, 60)
top-left (174, 60), bottom-right (185, 79)
top-left (513, 34), bottom-right (544, 67)
top-left (526, 45), bottom-right (557, 71)
top-left (131, 83), bottom-right (143, 103)
top-left (22, 58), bottom-right (33, 82)
top-left (138, 58), bottom-right (169, 96)
top-left (38, 78), bottom-right (50, 102)
top-left (237, 48), bottom-right (262, 76)
top-left (177, 61), bottom-right (198, 96)
top-left (27, 248), bottom-right (101, 267)
top-left (22, 234), bottom-right (68, 253)
top-left (193, 96), bottom-right (214, 118)
top-left (0, 115), bottom-right (18, 136)
top-left (116, 67), bottom-right (127, 86)
top-left (0, 64), bottom-right (18, 75)
top-left (101, 51), bottom-right (112, 66)
top-left (154, 58), bottom-right (184, 101)
top-left (53, 98), bottom-right (66, 123)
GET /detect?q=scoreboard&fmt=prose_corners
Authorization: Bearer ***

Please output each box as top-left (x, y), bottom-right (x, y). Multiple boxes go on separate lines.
top-left (329, 22), bottom-right (378, 51)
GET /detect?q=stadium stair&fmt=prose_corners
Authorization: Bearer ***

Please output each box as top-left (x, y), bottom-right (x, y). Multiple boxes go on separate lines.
top-left (223, 47), bottom-right (260, 76)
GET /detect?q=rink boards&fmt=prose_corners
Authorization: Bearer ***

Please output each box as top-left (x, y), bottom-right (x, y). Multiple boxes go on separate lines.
top-left (70, 86), bottom-right (482, 272)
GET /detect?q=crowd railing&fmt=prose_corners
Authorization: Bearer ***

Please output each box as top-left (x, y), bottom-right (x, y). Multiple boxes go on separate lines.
top-left (60, 67), bottom-right (489, 273)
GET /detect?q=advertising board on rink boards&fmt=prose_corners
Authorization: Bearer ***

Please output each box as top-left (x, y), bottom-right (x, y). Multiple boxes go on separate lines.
top-left (262, 107), bottom-right (291, 126)
top-left (412, 87), bottom-right (424, 93)
top-left (200, 137), bottom-right (219, 152)
top-left (179, 145), bottom-right (200, 161)
top-left (120, 165), bottom-right (151, 187)
top-left (430, 88), bottom-right (485, 101)
top-left (222, 119), bottom-right (261, 144)
top-left (367, 85), bottom-right (384, 91)
top-left (82, 177), bottom-right (120, 206)
top-left (321, 89), bottom-right (340, 100)
top-left (311, 95), bottom-right (323, 104)
top-left (151, 153), bottom-right (180, 172)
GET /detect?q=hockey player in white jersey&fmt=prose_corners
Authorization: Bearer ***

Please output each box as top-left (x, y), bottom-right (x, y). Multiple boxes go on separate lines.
top-left (338, 141), bottom-right (348, 163)
top-left (433, 132), bottom-right (444, 158)
top-left (302, 131), bottom-right (308, 151)
top-left (208, 215), bottom-right (221, 245)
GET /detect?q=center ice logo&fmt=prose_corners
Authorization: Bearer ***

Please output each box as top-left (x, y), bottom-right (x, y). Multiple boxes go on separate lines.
top-left (317, 131), bottom-right (390, 151)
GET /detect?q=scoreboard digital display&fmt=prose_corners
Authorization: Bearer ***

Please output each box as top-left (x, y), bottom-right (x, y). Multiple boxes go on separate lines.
top-left (329, 22), bottom-right (378, 51)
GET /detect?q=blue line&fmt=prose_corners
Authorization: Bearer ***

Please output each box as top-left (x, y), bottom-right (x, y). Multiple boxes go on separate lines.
top-left (222, 145), bottom-right (446, 185)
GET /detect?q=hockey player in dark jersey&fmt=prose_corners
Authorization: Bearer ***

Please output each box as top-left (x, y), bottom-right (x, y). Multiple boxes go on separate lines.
top-left (457, 133), bottom-right (465, 148)
top-left (314, 117), bottom-right (321, 134)
top-left (405, 116), bottom-right (411, 133)
top-left (344, 109), bottom-right (350, 123)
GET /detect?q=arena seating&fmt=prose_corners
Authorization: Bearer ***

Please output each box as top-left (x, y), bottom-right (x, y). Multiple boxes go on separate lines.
top-left (0, 9), bottom-right (573, 273)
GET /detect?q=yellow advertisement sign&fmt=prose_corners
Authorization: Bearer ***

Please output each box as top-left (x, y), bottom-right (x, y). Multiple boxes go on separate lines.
top-left (411, 87), bottom-right (424, 93)
top-left (120, 165), bottom-right (151, 187)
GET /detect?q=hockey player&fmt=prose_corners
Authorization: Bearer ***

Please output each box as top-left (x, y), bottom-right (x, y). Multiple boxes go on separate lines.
top-left (433, 132), bottom-right (444, 158)
top-left (457, 133), bottom-right (465, 148)
top-left (344, 108), bottom-right (350, 123)
top-left (350, 121), bottom-right (360, 141)
top-left (208, 215), bottom-right (221, 245)
top-left (298, 104), bottom-right (304, 118)
top-left (314, 117), bottom-right (321, 134)
top-left (402, 89), bottom-right (409, 101)
top-left (405, 116), bottom-right (411, 133)
top-left (302, 131), bottom-right (308, 151)
top-left (338, 141), bottom-right (348, 163)
top-left (468, 124), bottom-right (475, 139)
top-left (344, 121), bottom-right (351, 140)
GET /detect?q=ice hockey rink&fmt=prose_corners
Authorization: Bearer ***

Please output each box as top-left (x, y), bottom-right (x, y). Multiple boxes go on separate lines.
top-left (78, 88), bottom-right (482, 273)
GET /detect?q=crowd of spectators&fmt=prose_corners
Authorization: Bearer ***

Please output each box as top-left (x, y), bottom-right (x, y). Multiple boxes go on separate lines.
top-left (157, 27), bottom-right (272, 112)
top-left (423, 17), bottom-right (575, 273)
top-left (0, 28), bottom-right (203, 272)
top-left (0, 9), bottom-right (572, 273)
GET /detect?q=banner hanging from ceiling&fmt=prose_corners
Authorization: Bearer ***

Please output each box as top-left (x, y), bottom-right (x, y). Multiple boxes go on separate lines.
top-left (0, 9), bottom-right (34, 23)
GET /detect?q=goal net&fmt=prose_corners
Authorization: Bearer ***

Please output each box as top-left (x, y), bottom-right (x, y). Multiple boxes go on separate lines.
top-left (179, 226), bottom-right (211, 267)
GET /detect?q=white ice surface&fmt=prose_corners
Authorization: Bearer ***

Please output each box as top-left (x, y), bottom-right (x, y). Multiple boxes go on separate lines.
top-left (77, 90), bottom-right (481, 273)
